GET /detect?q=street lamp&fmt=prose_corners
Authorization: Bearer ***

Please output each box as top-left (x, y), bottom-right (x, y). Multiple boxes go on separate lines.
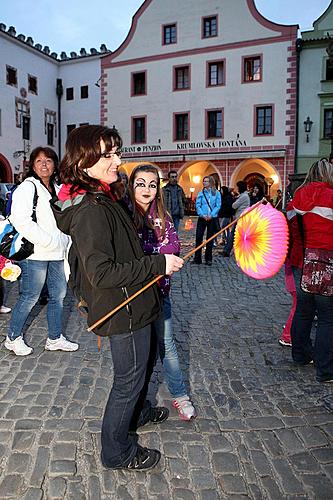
top-left (303, 116), bottom-right (313, 143)
top-left (189, 187), bottom-right (195, 200)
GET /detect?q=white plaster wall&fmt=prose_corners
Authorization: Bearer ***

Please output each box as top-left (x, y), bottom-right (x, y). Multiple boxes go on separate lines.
top-left (59, 58), bottom-right (101, 153)
top-left (113, 0), bottom-right (284, 62)
top-left (0, 35), bottom-right (58, 172)
top-left (298, 46), bottom-right (326, 156)
top-left (107, 39), bottom-right (290, 149)
top-left (0, 33), bottom-right (103, 174)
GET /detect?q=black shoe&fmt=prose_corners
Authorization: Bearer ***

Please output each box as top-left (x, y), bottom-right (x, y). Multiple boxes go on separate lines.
top-left (293, 359), bottom-right (314, 366)
top-left (205, 261), bottom-right (212, 266)
top-left (316, 376), bottom-right (333, 383)
top-left (150, 406), bottom-right (169, 424)
top-left (190, 260), bottom-right (201, 265)
top-left (101, 445), bottom-right (161, 471)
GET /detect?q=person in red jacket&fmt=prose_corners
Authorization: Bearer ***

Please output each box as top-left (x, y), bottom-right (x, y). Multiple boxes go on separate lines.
top-left (291, 159), bottom-right (333, 382)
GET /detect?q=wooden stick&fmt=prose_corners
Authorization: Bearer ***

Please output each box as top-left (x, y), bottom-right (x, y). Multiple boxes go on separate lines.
top-left (88, 198), bottom-right (265, 332)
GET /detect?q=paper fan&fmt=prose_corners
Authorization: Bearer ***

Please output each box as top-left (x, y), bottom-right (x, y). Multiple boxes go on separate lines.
top-left (234, 203), bottom-right (289, 279)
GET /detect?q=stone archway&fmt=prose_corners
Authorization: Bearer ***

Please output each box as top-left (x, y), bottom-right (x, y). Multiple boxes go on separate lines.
top-left (178, 160), bottom-right (223, 199)
top-left (230, 158), bottom-right (281, 200)
top-left (0, 154), bottom-right (13, 183)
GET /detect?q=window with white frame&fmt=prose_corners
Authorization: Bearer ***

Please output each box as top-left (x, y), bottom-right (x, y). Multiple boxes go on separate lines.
top-left (163, 24), bottom-right (177, 44)
top-left (207, 110), bottom-right (223, 138)
top-left (243, 56), bottom-right (262, 82)
top-left (255, 106), bottom-right (273, 135)
top-left (174, 113), bottom-right (189, 141)
top-left (202, 16), bottom-right (217, 38)
top-left (15, 98), bottom-right (30, 129)
top-left (207, 61), bottom-right (224, 86)
top-left (174, 66), bottom-right (190, 90)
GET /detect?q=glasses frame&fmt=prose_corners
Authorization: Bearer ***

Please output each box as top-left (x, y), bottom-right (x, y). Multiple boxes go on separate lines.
top-left (100, 150), bottom-right (122, 160)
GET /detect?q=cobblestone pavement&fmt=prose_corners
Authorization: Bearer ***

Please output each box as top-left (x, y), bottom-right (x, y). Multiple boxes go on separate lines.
top-left (0, 220), bottom-right (333, 499)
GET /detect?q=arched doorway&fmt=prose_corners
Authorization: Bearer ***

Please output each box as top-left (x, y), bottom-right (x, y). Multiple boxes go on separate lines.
top-left (177, 160), bottom-right (222, 215)
top-left (178, 160), bottom-right (222, 199)
top-left (119, 161), bottom-right (164, 181)
top-left (0, 154), bottom-right (13, 183)
top-left (230, 159), bottom-right (281, 200)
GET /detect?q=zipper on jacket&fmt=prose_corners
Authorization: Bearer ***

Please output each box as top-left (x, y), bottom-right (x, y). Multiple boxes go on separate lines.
top-left (122, 286), bottom-right (133, 331)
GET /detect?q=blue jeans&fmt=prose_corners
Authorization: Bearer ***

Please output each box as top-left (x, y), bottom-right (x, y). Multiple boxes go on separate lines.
top-left (224, 224), bottom-right (236, 256)
top-left (101, 325), bottom-right (153, 467)
top-left (291, 267), bottom-right (333, 379)
top-left (172, 216), bottom-right (181, 233)
top-left (8, 260), bottom-right (67, 340)
top-left (153, 296), bottom-right (186, 398)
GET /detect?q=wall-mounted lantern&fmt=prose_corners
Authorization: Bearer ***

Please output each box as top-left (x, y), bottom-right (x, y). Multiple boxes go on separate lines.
top-left (303, 116), bottom-right (313, 143)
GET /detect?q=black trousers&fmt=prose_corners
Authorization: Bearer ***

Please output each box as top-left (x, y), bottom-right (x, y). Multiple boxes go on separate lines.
top-left (193, 217), bottom-right (218, 263)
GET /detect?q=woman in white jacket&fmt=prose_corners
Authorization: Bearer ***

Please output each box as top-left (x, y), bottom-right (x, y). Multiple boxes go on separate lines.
top-left (5, 147), bottom-right (78, 356)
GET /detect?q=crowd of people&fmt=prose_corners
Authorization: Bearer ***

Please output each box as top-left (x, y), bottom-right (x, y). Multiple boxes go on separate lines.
top-left (0, 124), bottom-right (332, 471)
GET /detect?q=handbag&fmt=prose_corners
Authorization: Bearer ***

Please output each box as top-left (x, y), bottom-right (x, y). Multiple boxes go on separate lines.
top-left (301, 248), bottom-right (333, 296)
top-left (0, 182), bottom-right (38, 261)
top-left (297, 214), bottom-right (333, 296)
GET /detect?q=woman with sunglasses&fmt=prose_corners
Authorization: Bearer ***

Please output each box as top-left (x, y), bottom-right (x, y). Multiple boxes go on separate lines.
top-left (52, 125), bottom-right (183, 471)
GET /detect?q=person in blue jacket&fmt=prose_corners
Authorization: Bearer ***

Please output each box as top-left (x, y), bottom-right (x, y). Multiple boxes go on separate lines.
top-left (191, 175), bottom-right (221, 266)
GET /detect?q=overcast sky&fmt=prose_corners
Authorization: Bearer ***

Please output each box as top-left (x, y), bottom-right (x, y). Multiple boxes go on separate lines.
top-left (0, 0), bottom-right (331, 54)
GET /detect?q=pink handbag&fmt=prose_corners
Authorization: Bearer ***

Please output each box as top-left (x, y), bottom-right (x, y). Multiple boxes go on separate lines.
top-left (301, 248), bottom-right (333, 296)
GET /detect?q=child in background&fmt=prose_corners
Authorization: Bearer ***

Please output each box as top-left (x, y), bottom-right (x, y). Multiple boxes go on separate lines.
top-left (279, 201), bottom-right (303, 347)
top-left (279, 259), bottom-right (296, 347)
top-left (128, 165), bottom-right (196, 420)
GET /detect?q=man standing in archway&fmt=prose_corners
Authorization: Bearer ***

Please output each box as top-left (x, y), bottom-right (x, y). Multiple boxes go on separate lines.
top-left (163, 170), bottom-right (186, 233)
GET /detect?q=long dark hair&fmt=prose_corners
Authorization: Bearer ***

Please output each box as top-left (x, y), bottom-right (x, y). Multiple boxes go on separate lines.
top-left (128, 164), bottom-right (166, 236)
top-left (24, 147), bottom-right (59, 188)
top-left (59, 125), bottom-right (123, 194)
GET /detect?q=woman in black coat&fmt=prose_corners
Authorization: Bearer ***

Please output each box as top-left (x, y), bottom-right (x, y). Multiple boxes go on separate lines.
top-left (53, 125), bottom-right (183, 471)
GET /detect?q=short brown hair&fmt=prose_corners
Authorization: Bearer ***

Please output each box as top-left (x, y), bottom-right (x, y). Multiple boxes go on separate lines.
top-left (60, 125), bottom-right (122, 193)
top-left (25, 147), bottom-right (59, 184)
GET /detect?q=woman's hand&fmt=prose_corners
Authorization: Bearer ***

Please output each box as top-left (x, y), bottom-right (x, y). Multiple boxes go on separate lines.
top-left (164, 254), bottom-right (184, 275)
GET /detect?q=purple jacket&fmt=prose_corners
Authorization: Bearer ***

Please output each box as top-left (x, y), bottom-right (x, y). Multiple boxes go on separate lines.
top-left (138, 203), bottom-right (180, 297)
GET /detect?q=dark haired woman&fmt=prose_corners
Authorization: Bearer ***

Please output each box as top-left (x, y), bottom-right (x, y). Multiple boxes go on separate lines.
top-left (52, 125), bottom-right (183, 471)
top-left (128, 165), bottom-right (196, 421)
top-left (5, 147), bottom-right (77, 356)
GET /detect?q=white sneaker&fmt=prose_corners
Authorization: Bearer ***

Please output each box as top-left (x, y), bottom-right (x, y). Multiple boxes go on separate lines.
top-left (4, 336), bottom-right (33, 356)
top-left (172, 396), bottom-right (197, 421)
top-left (45, 334), bottom-right (79, 352)
top-left (0, 305), bottom-right (11, 314)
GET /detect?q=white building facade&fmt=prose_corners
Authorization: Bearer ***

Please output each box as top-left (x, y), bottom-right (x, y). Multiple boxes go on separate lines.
top-left (297, 1), bottom-right (333, 174)
top-left (0, 24), bottom-right (107, 182)
top-left (102, 0), bottom-right (298, 200)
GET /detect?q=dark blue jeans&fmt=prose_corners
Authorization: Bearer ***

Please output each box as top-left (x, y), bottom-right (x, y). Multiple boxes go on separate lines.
top-left (172, 216), bottom-right (181, 233)
top-left (194, 217), bottom-right (216, 263)
top-left (291, 267), bottom-right (333, 379)
top-left (101, 325), bottom-right (154, 467)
